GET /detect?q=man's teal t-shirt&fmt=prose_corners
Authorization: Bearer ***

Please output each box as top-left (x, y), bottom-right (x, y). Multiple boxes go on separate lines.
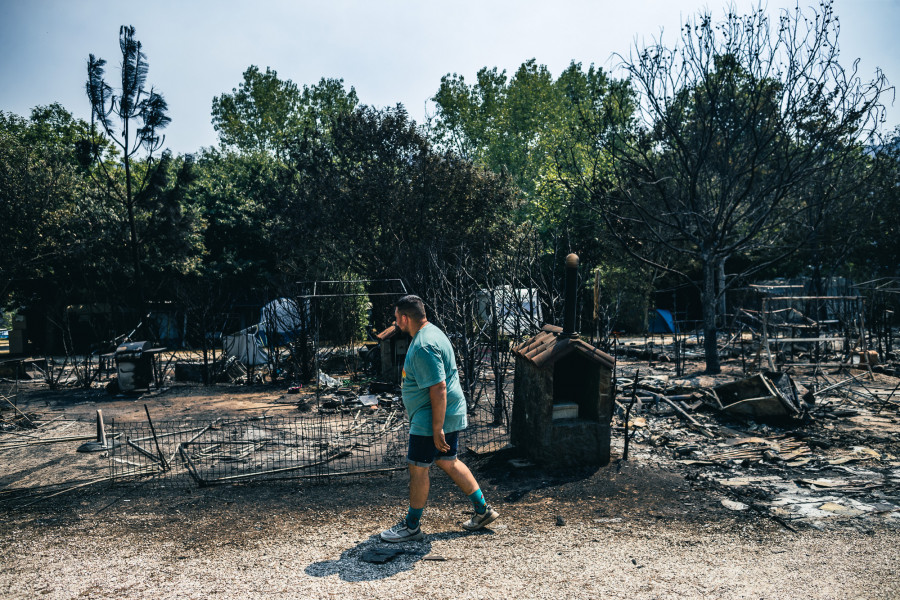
top-left (401, 323), bottom-right (468, 436)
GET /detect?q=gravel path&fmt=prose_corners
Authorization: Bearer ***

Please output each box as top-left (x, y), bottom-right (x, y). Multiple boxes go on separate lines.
top-left (2, 475), bottom-right (898, 600)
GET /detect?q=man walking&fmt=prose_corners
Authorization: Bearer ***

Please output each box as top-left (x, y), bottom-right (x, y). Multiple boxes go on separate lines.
top-left (380, 295), bottom-right (499, 542)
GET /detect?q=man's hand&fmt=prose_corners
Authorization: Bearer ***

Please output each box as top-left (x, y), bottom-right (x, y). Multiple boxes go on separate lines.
top-left (433, 428), bottom-right (450, 453)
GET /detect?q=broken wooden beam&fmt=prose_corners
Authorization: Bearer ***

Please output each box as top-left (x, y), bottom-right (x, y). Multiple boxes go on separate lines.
top-left (0, 435), bottom-right (98, 449)
top-left (0, 394), bottom-right (34, 428)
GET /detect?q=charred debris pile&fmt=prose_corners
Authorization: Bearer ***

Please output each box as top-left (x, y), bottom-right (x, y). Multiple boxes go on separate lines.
top-left (612, 364), bottom-right (900, 530)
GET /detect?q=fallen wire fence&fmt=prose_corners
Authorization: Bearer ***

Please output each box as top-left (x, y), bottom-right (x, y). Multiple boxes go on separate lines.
top-left (106, 396), bottom-right (512, 488)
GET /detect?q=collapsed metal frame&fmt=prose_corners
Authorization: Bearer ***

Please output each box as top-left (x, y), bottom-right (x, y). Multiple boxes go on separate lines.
top-left (853, 278), bottom-right (900, 360)
top-left (757, 295), bottom-right (867, 371)
top-left (107, 411), bottom-right (411, 486)
top-left (106, 402), bottom-right (514, 486)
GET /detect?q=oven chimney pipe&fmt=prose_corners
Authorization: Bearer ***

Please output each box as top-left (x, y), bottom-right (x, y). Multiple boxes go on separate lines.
top-left (562, 253), bottom-right (579, 337)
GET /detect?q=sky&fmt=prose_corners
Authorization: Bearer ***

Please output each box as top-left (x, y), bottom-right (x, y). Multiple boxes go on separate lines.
top-left (1, 0), bottom-right (898, 155)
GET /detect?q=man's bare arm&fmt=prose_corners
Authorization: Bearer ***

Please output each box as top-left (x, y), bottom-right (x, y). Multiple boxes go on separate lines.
top-left (429, 381), bottom-right (450, 452)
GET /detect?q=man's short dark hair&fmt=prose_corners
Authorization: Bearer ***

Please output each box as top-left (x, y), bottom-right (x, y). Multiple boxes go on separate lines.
top-left (395, 295), bottom-right (427, 321)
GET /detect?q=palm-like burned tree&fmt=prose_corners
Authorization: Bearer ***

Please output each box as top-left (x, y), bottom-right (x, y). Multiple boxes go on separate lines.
top-left (86, 25), bottom-right (171, 307)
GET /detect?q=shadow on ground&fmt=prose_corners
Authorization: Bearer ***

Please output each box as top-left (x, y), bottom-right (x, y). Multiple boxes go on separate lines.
top-left (305, 529), bottom-right (491, 582)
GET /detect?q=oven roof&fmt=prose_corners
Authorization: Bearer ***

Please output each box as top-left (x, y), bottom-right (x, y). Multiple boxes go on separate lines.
top-left (512, 325), bottom-right (615, 369)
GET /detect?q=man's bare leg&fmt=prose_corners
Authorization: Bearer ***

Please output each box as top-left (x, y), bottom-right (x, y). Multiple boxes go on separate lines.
top-left (380, 464), bottom-right (430, 542)
top-left (437, 457), bottom-right (499, 530)
top-left (435, 458), bottom-right (479, 495)
top-left (409, 464), bottom-right (430, 509)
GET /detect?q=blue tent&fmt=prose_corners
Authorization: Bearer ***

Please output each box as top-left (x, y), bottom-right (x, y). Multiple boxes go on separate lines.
top-left (648, 309), bottom-right (677, 333)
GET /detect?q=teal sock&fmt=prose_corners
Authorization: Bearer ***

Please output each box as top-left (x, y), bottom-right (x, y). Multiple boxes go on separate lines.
top-left (469, 489), bottom-right (487, 514)
top-left (405, 506), bottom-right (424, 529)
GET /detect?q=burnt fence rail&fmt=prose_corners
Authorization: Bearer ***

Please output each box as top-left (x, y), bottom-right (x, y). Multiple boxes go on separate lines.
top-left (107, 399), bottom-right (511, 487)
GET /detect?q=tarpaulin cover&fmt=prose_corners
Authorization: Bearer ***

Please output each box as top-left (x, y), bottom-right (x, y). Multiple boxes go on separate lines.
top-left (648, 309), bottom-right (677, 333)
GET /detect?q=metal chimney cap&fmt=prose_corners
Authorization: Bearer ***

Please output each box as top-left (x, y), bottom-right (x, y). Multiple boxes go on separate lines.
top-left (565, 253), bottom-right (579, 268)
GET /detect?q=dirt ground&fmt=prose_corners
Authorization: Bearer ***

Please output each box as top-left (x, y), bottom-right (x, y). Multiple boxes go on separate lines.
top-left (2, 361), bottom-right (900, 599)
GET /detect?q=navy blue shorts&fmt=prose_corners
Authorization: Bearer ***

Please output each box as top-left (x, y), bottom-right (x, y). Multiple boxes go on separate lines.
top-left (407, 431), bottom-right (460, 467)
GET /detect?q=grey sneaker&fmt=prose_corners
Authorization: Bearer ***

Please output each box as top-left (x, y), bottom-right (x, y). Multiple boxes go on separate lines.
top-left (380, 520), bottom-right (424, 543)
top-left (462, 505), bottom-right (499, 531)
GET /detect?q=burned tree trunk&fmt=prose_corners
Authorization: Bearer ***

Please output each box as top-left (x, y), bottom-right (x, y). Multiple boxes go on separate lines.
top-left (717, 257), bottom-right (727, 327)
top-left (702, 256), bottom-right (721, 374)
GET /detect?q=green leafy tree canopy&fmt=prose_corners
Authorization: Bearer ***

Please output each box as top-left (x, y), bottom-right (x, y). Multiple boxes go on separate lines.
top-left (211, 66), bottom-right (359, 158)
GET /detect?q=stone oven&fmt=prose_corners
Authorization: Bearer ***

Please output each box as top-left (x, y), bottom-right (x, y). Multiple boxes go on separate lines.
top-left (510, 254), bottom-right (616, 466)
top-left (375, 324), bottom-right (409, 383)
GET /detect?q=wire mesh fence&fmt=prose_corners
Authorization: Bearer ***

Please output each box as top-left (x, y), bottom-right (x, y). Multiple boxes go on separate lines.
top-left (106, 393), bottom-right (512, 488)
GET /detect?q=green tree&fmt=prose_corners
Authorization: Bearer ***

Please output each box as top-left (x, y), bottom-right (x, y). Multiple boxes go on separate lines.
top-left (86, 25), bottom-right (171, 307)
top-left (188, 148), bottom-right (285, 288)
top-left (431, 60), bottom-right (625, 200)
top-left (0, 108), bottom-right (85, 302)
top-left (431, 60), bottom-right (639, 336)
top-left (0, 104), bottom-right (136, 352)
top-left (211, 66), bottom-right (358, 158)
top-left (135, 152), bottom-right (206, 295)
top-left (282, 105), bottom-right (522, 291)
top-left (0, 105), bottom-right (123, 299)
